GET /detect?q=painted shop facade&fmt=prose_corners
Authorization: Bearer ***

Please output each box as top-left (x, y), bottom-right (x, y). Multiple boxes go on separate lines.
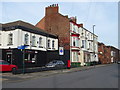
top-left (0, 21), bottom-right (59, 68)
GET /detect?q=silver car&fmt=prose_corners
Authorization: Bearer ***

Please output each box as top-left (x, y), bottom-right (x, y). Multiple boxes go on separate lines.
top-left (45, 60), bottom-right (65, 68)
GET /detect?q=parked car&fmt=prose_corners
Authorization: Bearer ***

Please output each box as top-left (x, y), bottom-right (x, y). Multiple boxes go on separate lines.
top-left (117, 61), bottom-right (120, 64)
top-left (45, 60), bottom-right (65, 68)
top-left (0, 60), bottom-right (18, 72)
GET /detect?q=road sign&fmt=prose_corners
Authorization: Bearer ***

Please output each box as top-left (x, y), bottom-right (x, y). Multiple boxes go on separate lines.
top-left (18, 45), bottom-right (29, 49)
top-left (59, 47), bottom-right (64, 55)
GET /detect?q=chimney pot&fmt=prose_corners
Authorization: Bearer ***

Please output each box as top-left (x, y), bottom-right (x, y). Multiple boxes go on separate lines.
top-left (45, 4), bottom-right (59, 16)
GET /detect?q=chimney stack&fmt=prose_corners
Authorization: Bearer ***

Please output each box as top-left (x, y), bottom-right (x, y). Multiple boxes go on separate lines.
top-left (78, 23), bottom-right (83, 27)
top-left (45, 4), bottom-right (59, 16)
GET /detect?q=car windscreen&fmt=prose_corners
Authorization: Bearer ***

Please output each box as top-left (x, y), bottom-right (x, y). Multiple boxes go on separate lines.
top-left (0, 61), bottom-right (9, 65)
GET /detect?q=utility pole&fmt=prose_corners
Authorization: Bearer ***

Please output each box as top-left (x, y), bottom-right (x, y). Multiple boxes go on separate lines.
top-left (93, 25), bottom-right (95, 67)
top-left (22, 49), bottom-right (25, 74)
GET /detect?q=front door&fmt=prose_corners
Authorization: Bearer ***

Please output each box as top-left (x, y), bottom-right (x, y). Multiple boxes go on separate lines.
top-left (6, 52), bottom-right (12, 64)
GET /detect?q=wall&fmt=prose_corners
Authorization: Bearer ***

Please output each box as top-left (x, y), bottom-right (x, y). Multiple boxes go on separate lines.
top-left (0, 29), bottom-right (58, 51)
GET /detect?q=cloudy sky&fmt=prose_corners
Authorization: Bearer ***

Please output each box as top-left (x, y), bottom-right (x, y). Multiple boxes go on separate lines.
top-left (1, 1), bottom-right (118, 48)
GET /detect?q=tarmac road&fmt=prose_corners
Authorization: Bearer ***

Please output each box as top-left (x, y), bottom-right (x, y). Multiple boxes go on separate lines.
top-left (2, 64), bottom-right (119, 88)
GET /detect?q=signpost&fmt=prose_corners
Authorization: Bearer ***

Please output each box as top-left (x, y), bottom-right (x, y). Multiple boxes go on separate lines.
top-left (59, 47), bottom-right (64, 55)
top-left (18, 45), bottom-right (28, 74)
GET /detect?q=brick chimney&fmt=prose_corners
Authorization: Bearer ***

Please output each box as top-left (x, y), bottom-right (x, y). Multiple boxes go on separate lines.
top-left (45, 4), bottom-right (59, 16)
top-left (78, 23), bottom-right (83, 27)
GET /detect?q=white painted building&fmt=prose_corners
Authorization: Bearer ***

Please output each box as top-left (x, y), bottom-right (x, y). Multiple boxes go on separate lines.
top-left (0, 20), bottom-right (58, 68)
top-left (70, 21), bottom-right (98, 66)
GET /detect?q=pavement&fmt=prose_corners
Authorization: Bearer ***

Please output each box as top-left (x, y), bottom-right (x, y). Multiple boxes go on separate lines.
top-left (1, 64), bottom-right (110, 83)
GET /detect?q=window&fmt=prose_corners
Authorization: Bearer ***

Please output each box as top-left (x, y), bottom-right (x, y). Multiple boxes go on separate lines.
top-left (73, 38), bottom-right (76, 46)
top-left (85, 40), bottom-right (87, 49)
top-left (88, 42), bottom-right (90, 50)
top-left (73, 27), bottom-right (76, 32)
top-left (48, 40), bottom-right (50, 49)
top-left (32, 36), bottom-right (36, 47)
top-left (24, 33), bottom-right (29, 45)
top-left (82, 40), bottom-right (84, 48)
top-left (39, 37), bottom-right (43, 48)
top-left (0, 33), bottom-right (1, 45)
top-left (1, 61), bottom-right (9, 65)
top-left (52, 40), bottom-right (55, 49)
top-left (72, 37), bottom-right (79, 47)
top-left (24, 53), bottom-right (36, 63)
top-left (8, 33), bottom-right (13, 45)
top-left (72, 52), bottom-right (78, 62)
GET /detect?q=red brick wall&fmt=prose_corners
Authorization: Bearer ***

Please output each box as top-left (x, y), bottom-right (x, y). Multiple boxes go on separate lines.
top-left (98, 43), bottom-right (111, 64)
top-left (35, 5), bottom-right (70, 50)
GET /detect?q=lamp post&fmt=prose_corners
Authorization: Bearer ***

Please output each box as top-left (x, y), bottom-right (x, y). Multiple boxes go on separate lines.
top-left (93, 25), bottom-right (95, 67)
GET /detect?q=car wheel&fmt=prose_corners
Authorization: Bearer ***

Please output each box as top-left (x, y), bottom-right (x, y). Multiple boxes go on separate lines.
top-left (12, 68), bottom-right (17, 74)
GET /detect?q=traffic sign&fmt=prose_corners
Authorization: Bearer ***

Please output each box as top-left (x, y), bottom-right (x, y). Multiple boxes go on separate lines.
top-left (59, 47), bottom-right (64, 55)
top-left (18, 45), bottom-right (29, 49)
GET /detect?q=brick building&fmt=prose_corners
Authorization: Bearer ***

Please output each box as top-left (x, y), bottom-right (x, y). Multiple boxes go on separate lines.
top-left (36, 4), bottom-right (70, 65)
top-left (98, 43), bottom-right (111, 64)
top-left (36, 4), bottom-right (98, 66)
top-left (98, 42), bottom-right (119, 64)
top-left (108, 46), bottom-right (120, 63)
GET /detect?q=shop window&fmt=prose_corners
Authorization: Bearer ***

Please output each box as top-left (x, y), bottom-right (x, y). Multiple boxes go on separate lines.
top-left (24, 33), bottom-right (29, 45)
top-left (32, 36), bottom-right (36, 47)
top-left (8, 33), bottom-right (13, 45)
top-left (24, 53), bottom-right (36, 63)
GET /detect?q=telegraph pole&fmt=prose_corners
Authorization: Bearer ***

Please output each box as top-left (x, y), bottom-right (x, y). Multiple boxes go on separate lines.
top-left (93, 25), bottom-right (95, 67)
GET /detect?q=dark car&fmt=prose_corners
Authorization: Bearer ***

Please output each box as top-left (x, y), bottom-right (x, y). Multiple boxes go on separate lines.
top-left (45, 60), bottom-right (65, 68)
top-left (0, 60), bottom-right (18, 72)
top-left (117, 61), bottom-right (120, 64)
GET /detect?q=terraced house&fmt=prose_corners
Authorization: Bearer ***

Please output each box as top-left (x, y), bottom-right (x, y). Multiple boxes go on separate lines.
top-left (35, 4), bottom-right (99, 66)
top-left (0, 21), bottom-right (58, 68)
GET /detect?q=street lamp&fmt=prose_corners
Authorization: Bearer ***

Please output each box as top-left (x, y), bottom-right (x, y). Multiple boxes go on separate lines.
top-left (93, 25), bottom-right (95, 67)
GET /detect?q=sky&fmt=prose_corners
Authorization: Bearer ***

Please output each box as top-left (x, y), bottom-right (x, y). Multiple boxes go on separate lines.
top-left (0, 1), bottom-right (118, 48)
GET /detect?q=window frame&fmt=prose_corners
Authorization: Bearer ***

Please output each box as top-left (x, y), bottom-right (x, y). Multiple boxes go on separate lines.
top-left (39, 37), bottom-right (43, 48)
top-left (7, 33), bottom-right (13, 46)
top-left (48, 39), bottom-right (51, 49)
top-left (31, 35), bottom-right (36, 47)
top-left (24, 33), bottom-right (29, 45)
top-left (52, 40), bottom-right (55, 49)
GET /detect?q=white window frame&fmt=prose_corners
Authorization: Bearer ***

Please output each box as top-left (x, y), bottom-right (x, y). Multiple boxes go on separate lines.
top-left (52, 40), bottom-right (55, 49)
top-left (39, 37), bottom-right (43, 48)
top-left (8, 33), bottom-right (13, 45)
top-left (32, 36), bottom-right (36, 47)
top-left (72, 52), bottom-right (78, 62)
top-left (24, 33), bottom-right (29, 45)
top-left (48, 39), bottom-right (51, 49)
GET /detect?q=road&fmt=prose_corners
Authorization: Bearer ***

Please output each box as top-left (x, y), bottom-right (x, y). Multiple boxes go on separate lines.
top-left (2, 64), bottom-right (119, 88)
